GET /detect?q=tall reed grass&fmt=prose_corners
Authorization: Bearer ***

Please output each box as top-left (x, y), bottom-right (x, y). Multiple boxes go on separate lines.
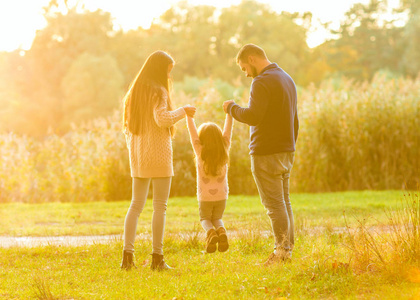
top-left (0, 115), bottom-right (131, 202)
top-left (0, 73), bottom-right (419, 202)
top-left (344, 191), bottom-right (420, 274)
top-left (295, 72), bottom-right (420, 191)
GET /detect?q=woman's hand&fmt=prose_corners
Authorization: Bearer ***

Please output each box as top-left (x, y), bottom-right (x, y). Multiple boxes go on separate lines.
top-left (183, 105), bottom-right (197, 118)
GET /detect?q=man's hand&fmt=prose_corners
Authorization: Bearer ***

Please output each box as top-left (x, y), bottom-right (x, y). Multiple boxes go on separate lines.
top-left (183, 105), bottom-right (196, 118)
top-left (223, 100), bottom-right (235, 113)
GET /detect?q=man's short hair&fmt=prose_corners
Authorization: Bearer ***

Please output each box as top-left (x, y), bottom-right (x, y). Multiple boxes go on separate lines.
top-left (236, 44), bottom-right (267, 64)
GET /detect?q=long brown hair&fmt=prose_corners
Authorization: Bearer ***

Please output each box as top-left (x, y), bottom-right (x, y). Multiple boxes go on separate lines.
top-left (123, 51), bottom-right (176, 137)
top-left (197, 122), bottom-right (229, 176)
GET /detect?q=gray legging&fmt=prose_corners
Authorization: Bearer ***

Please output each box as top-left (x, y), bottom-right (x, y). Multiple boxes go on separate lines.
top-left (123, 177), bottom-right (171, 255)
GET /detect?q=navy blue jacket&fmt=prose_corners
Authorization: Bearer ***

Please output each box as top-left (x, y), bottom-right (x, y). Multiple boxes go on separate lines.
top-left (228, 63), bottom-right (299, 155)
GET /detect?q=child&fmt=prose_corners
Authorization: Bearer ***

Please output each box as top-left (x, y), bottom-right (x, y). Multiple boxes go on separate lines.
top-left (187, 112), bottom-right (233, 253)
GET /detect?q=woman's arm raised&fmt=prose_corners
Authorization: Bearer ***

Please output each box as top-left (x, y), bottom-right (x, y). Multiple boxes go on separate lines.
top-left (154, 92), bottom-right (187, 128)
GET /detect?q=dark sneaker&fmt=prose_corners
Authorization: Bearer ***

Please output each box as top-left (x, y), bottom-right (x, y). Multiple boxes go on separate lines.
top-left (216, 227), bottom-right (229, 252)
top-left (206, 228), bottom-right (219, 253)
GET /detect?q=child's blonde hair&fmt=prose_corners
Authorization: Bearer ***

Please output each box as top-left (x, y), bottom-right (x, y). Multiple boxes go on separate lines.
top-left (197, 122), bottom-right (229, 176)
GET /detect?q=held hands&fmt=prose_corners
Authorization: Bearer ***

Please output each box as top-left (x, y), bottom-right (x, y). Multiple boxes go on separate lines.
top-left (184, 100), bottom-right (233, 117)
top-left (185, 100), bottom-right (233, 118)
top-left (223, 100), bottom-right (235, 113)
top-left (183, 105), bottom-right (196, 118)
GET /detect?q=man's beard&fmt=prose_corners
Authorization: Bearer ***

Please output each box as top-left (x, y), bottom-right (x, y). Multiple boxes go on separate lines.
top-left (251, 65), bottom-right (258, 78)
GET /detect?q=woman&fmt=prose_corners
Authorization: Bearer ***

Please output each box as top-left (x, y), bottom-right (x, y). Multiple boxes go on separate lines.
top-left (121, 51), bottom-right (195, 270)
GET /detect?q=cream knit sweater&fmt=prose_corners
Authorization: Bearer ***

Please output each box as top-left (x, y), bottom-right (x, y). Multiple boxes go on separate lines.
top-left (125, 88), bottom-right (186, 178)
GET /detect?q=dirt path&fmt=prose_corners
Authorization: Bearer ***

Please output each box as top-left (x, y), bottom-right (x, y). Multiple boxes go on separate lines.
top-left (0, 230), bottom-right (271, 248)
top-left (0, 225), bottom-right (399, 248)
top-left (0, 235), bottom-right (123, 248)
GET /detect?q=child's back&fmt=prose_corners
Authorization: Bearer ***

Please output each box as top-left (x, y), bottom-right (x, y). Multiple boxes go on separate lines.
top-left (194, 145), bottom-right (229, 202)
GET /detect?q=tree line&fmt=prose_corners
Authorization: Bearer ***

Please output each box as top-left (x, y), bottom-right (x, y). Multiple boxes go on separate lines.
top-left (0, 0), bottom-right (419, 137)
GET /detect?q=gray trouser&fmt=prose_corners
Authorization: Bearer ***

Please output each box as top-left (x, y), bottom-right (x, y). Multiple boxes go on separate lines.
top-left (123, 177), bottom-right (171, 255)
top-left (251, 152), bottom-right (295, 252)
top-left (199, 200), bottom-right (226, 232)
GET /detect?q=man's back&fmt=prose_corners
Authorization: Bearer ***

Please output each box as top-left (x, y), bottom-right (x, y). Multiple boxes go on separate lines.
top-left (230, 63), bottom-right (299, 155)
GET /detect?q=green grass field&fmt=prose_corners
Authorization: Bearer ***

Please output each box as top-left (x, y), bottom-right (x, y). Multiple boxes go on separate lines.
top-left (0, 191), bottom-right (404, 237)
top-left (1, 190), bottom-right (420, 299)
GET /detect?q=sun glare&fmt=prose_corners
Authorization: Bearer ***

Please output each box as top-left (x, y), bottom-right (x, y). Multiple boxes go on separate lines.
top-left (0, 0), bottom-right (404, 51)
top-left (0, 0), bottom-right (49, 51)
top-left (81, 0), bottom-right (176, 30)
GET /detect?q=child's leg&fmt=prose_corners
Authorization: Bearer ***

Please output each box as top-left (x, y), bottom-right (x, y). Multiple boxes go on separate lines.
top-left (212, 219), bottom-right (224, 229)
top-left (212, 200), bottom-right (228, 252)
top-left (199, 201), bottom-right (214, 231)
top-left (201, 220), bottom-right (214, 232)
top-left (199, 201), bottom-right (219, 253)
top-left (211, 200), bottom-right (226, 229)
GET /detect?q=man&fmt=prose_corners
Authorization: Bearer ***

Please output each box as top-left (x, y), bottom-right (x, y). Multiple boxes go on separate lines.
top-left (223, 44), bottom-right (299, 265)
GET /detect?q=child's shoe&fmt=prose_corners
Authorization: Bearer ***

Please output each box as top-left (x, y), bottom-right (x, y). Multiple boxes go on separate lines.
top-left (206, 228), bottom-right (219, 253)
top-left (216, 227), bottom-right (229, 252)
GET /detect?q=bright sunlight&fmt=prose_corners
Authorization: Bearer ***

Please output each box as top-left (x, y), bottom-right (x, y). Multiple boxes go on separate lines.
top-left (1, 0), bottom-right (419, 299)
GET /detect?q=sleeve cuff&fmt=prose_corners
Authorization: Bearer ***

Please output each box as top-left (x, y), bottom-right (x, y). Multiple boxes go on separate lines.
top-left (227, 102), bottom-right (237, 115)
top-left (176, 107), bottom-right (187, 117)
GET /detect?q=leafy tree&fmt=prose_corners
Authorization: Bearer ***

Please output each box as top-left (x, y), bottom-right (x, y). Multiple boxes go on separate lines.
top-left (214, 0), bottom-right (310, 83)
top-left (156, 2), bottom-right (218, 80)
top-left (10, 0), bottom-right (419, 137)
top-left (12, 2), bottom-right (119, 135)
top-left (297, 44), bottom-right (333, 86)
top-left (324, 0), bottom-right (405, 80)
top-left (108, 28), bottom-right (150, 85)
top-left (400, 0), bottom-right (420, 76)
top-left (28, 5), bottom-right (114, 98)
top-left (141, 0), bottom-right (311, 84)
top-left (0, 51), bottom-right (26, 133)
top-left (60, 53), bottom-right (124, 126)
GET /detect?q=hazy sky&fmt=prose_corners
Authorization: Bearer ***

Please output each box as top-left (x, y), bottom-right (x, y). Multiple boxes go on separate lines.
top-left (0, 0), bottom-right (399, 51)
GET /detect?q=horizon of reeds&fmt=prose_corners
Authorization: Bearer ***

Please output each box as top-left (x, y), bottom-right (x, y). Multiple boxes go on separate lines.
top-left (0, 72), bottom-right (419, 202)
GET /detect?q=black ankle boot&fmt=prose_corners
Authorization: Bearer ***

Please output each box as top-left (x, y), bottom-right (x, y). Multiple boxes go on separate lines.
top-left (121, 250), bottom-right (136, 270)
top-left (150, 253), bottom-right (172, 271)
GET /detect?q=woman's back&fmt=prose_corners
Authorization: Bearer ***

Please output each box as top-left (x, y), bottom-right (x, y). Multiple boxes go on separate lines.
top-left (125, 85), bottom-right (186, 178)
